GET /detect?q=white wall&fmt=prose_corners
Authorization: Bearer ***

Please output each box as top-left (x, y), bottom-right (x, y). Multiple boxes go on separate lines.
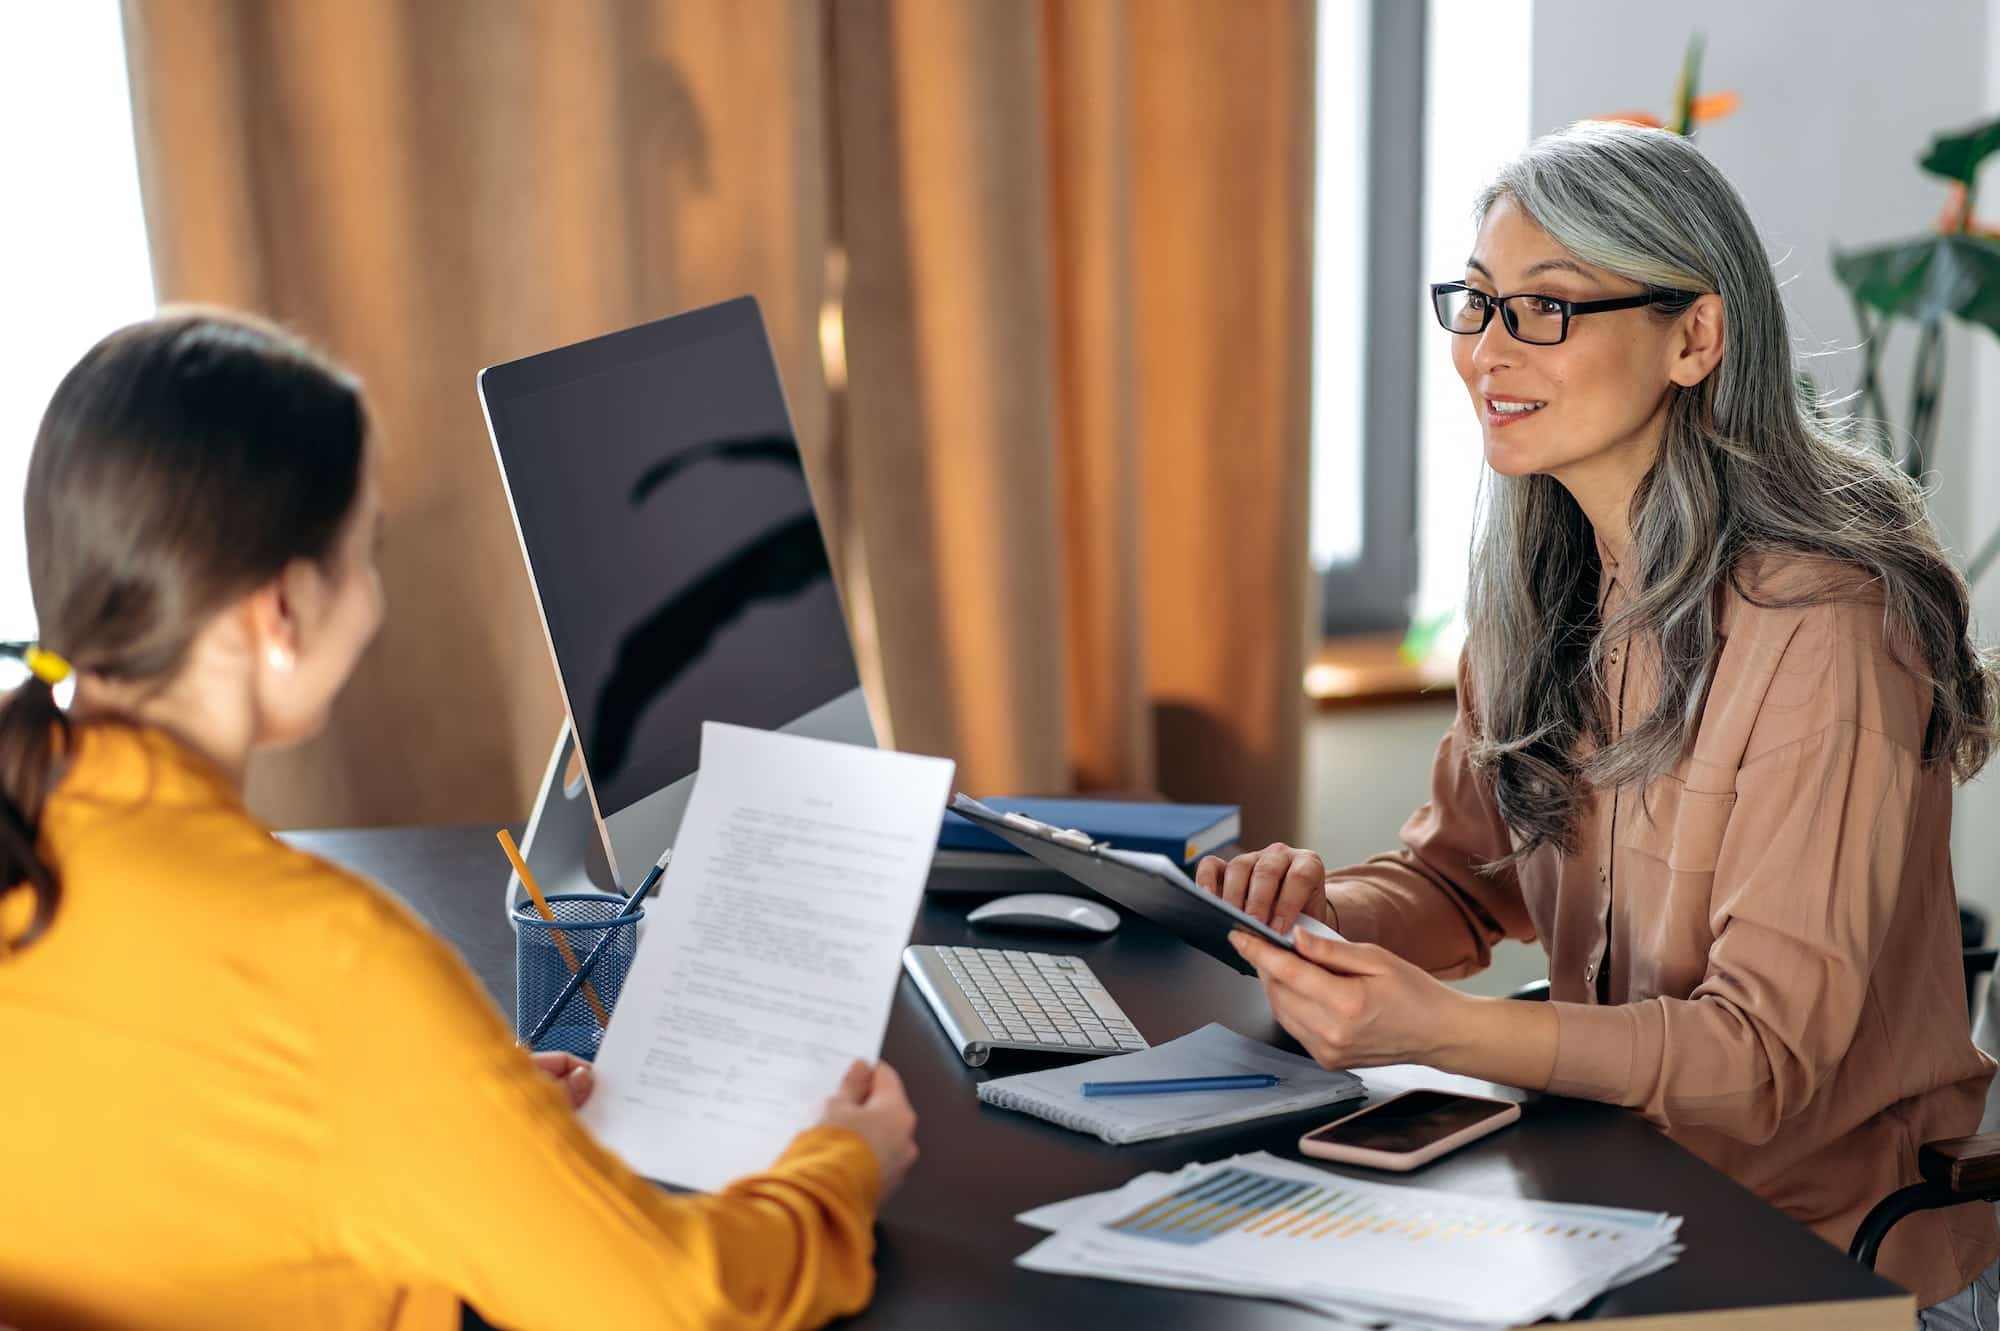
top-left (1532, 1), bottom-right (1987, 552)
top-left (1415, 0), bottom-right (1532, 622)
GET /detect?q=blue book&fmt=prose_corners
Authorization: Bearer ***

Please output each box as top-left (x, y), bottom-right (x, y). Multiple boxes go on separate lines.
top-left (937, 797), bottom-right (1240, 866)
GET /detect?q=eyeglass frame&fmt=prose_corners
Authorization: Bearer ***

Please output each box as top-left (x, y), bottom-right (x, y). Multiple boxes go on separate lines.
top-left (1427, 281), bottom-right (1693, 346)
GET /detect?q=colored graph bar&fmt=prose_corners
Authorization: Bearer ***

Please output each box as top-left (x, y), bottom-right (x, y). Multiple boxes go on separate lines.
top-left (1105, 1167), bottom-right (1634, 1250)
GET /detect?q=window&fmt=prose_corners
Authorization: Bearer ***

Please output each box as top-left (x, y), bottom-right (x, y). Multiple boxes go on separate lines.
top-left (1415, 0), bottom-right (1532, 631)
top-left (1312, 0), bottom-right (1425, 635)
top-left (1311, 0), bottom-right (1533, 642)
top-left (1309, 0), bottom-right (1370, 574)
top-left (0, 5), bottom-right (156, 643)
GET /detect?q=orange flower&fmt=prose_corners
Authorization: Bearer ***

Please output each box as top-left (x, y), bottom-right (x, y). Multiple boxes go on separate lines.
top-left (1591, 86), bottom-right (1738, 136)
top-left (1689, 91), bottom-right (1740, 121)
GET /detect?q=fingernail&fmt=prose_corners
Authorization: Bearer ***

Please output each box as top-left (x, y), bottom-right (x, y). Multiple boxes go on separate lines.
top-left (1228, 933), bottom-right (1245, 951)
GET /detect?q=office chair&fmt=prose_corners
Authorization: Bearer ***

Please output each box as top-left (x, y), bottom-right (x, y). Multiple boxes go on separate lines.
top-left (1507, 905), bottom-right (2000, 1272)
top-left (1846, 937), bottom-right (2000, 1270)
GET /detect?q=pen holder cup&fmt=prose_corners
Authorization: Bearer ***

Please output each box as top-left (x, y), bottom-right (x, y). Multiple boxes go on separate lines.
top-left (512, 893), bottom-right (644, 1060)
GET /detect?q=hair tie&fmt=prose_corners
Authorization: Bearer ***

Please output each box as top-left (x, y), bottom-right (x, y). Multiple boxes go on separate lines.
top-left (23, 647), bottom-right (72, 687)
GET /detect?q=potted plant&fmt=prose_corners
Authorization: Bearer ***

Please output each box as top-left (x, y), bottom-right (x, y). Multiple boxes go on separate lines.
top-left (1833, 117), bottom-right (2000, 578)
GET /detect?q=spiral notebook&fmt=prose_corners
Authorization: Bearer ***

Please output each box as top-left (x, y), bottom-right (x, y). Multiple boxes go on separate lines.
top-left (976, 1024), bottom-right (1365, 1144)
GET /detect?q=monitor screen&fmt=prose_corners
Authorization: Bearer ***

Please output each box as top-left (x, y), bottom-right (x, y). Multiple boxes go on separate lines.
top-left (480, 298), bottom-right (861, 820)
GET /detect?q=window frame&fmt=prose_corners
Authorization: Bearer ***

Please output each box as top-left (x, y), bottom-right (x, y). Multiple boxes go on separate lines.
top-left (1317, 0), bottom-right (1426, 637)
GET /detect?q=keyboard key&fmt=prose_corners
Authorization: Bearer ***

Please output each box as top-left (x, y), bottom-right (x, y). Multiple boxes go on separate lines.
top-left (1079, 989), bottom-right (1129, 1023)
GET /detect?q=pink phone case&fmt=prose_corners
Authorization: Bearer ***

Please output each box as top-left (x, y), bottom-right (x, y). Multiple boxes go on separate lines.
top-left (1297, 1091), bottom-right (1521, 1171)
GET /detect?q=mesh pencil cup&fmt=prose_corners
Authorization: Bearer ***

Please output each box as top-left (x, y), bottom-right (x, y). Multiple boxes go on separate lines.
top-left (512, 893), bottom-right (644, 1059)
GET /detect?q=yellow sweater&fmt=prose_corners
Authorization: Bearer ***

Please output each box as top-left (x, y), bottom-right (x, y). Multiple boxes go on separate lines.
top-left (0, 725), bottom-right (879, 1331)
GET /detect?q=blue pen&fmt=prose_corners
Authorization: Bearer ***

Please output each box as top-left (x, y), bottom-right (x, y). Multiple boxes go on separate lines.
top-left (523, 846), bottom-right (671, 1046)
top-left (1080, 1073), bottom-right (1280, 1098)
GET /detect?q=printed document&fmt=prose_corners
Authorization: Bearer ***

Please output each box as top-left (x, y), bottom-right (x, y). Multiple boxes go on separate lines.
top-left (579, 722), bottom-right (953, 1190)
top-left (1015, 1151), bottom-right (1682, 1329)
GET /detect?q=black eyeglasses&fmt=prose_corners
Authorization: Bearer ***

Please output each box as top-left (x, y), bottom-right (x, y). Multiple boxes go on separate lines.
top-left (1429, 282), bottom-right (1686, 346)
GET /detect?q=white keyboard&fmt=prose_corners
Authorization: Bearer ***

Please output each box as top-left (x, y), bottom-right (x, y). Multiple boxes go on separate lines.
top-left (902, 944), bottom-right (1148, 1067)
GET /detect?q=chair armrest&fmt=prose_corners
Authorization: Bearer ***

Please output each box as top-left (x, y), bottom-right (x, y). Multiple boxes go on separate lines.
top-left (1919, 1134), bottom-right (2000, 1195)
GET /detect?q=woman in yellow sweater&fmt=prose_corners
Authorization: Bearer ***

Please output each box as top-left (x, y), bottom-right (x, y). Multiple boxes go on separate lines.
top-left (0, 312), bottom-right (918, 1331)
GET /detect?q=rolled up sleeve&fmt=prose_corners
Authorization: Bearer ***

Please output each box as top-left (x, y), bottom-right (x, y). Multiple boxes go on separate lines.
top-left (1325, 658), bottom-right (1536, 979)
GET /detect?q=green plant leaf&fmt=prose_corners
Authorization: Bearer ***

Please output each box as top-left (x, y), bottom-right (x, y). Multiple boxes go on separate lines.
top-left (1671, 33), bottom-right (1702, 137)
top-left (1920, 115), bottom-right (2000, 188)
top-left (1399, 611), bottom-right (1455, 666)
top-left (1833, 234), bottom-right (2000, 338)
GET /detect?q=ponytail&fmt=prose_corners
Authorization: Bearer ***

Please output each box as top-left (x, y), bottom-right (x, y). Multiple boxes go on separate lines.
top-left (1, 311), bottom-right (366, 958)
top-left (0, 645), bottom-right (73, 954)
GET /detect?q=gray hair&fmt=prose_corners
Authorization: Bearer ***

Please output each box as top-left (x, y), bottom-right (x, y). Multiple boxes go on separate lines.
top-left (1462, 120), bottom-right (1996, 861)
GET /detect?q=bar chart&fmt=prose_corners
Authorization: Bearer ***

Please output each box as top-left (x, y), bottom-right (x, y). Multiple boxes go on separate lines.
top-left (1106, 1166), bottom-right (1633, 1250)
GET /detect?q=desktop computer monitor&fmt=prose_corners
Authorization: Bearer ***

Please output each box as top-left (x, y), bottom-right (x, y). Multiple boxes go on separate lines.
top-left (478, 296), bottom-right (874, 892)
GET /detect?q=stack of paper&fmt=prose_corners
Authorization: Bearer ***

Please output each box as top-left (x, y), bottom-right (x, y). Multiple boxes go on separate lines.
top-left (1017, 1152), bottom-right (1681, 1329)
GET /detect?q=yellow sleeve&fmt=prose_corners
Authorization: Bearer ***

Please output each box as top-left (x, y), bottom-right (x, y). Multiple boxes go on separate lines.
top-left (308, 887), bottom-right (880, 1331)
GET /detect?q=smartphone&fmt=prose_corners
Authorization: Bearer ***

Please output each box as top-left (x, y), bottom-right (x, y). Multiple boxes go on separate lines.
top-left (1298, 1089), bottom-right (1521, 1171)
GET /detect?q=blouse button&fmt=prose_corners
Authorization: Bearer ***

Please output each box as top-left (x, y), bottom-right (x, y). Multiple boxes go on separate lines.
top-left (1585, 963), bottom-right (1597, 983)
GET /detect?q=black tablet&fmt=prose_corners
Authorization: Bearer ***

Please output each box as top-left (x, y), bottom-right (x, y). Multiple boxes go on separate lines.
top-left (950, 796), bottom-right (1311, 975)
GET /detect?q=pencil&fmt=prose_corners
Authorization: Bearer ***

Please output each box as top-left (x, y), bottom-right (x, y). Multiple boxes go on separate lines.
top-left (497, 828), bottom-right (610, 1028)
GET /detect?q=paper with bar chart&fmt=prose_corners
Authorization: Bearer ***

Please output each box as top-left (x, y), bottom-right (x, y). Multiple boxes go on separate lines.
top-left (1016, 1152), bottom-right (1681, 1329)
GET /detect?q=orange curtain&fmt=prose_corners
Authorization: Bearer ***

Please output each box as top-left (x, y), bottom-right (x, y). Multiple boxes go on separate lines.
top-left (120, 0), bottom-right (834, 828)
top-left (1129, 1), bottom-right (1314, 843)
top-left (119, 0), bottom-right (1314, 844)
top-left (831, 0), bottom-right (1314, 840)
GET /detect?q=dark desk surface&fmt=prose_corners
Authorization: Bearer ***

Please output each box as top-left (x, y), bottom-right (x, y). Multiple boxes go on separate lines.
top-left (285, 825), bottom-right (1913, 1330)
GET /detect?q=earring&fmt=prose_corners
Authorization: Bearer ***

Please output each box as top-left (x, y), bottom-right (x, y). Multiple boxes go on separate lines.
top-left (268, 646), bottom-right (295, 674)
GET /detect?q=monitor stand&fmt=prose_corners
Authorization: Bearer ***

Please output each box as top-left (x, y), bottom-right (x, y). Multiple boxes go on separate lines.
top-left (505, 686), bottom-right (879, 925)
top-left (505, 725), bottom-right (619, 923)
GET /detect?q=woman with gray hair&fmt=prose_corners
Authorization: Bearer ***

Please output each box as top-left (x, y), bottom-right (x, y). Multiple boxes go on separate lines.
top-left (1199, 120), bottom-right (2000, 1322)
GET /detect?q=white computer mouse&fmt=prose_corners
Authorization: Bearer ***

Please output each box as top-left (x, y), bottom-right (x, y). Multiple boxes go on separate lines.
top-left (966, 892), bottom-right (1120, 936)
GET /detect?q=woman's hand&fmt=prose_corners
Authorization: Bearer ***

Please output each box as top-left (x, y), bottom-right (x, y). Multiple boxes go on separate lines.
top-left (1227, 927), bottom-right (1459, 1070)
top-left (529, 1049), bottom-right (596, 1109)
top-left (1195, 843), bottom-right (1331, 934)
top-left (815, 1060), bottom-right (920, 1201)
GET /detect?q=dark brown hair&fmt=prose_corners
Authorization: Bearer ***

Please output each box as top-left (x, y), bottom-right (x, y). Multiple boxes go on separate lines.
top-left (0, 311), bottom-right (367, 953)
